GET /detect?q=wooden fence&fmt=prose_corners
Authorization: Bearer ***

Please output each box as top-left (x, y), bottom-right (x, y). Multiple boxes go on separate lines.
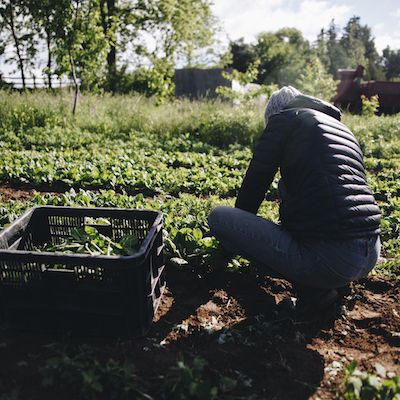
top-left (0, 74), bottom-right (75, 89)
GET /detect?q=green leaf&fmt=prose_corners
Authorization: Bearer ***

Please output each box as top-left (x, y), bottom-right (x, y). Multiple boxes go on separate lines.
top-left (192, 228), bottom-right (203, 241)
top-left (119, 234), bottom-right (139, 255)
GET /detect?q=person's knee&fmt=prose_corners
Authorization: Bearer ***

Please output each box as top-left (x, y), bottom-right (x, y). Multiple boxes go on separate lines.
top-left (208, 206), bottom-right (232, 235)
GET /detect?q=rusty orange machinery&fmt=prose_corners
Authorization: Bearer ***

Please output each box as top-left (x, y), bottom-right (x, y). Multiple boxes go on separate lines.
top-left (333, 65), bottom-right (400, 114)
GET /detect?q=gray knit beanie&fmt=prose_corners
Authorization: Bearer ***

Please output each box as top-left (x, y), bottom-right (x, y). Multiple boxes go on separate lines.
top-left (264, 86), bottom-right (302, 124)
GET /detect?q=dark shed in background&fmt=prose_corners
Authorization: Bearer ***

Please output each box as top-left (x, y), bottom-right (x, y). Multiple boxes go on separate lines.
top-left (174, 68), bottom-right (232, 99)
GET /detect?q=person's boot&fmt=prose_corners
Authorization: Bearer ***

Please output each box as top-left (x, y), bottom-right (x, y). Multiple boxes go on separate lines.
top-left (293, 285), bottom-right (340, 320)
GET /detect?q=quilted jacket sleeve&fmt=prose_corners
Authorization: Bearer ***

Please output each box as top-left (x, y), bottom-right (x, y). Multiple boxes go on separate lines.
top-left (235, 114), bottom-right (287, 214)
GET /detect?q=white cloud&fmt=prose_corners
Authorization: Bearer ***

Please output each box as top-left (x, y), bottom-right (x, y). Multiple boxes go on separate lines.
top-left (371, 23), bottom-right (400, 52)
top-left (391, 8), bottom-right (400, 18)
top-left (212, 0), bottom-right (352, 43)
top-left (375, 34), bottom-right (400, 53)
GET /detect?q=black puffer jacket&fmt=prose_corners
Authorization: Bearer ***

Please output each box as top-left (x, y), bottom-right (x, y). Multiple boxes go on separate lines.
top-left (235, 95), bottom-right (381, 239)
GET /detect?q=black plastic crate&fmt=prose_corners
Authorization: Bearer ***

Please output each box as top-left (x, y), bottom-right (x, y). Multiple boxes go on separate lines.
top-left (0, 206), bottom-right (165, 338)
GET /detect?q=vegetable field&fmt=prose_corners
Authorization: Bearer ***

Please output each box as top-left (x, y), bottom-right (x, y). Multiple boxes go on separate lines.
top-left (0, 92), bottom-right (399, 399)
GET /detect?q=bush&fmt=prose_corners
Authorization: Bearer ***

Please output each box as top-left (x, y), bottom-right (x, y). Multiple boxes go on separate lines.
top-left (295, 57), bottom-right (338, 101)
top-left (0, 93), bottom-right (64, 132)
top-left (361, 94), bottom-right (380, 116)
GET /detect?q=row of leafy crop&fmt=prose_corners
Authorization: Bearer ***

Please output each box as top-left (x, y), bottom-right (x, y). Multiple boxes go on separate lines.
top-left (0, 189), bottom-right (273, 264)
top-left (0, 188), bottom-right (397, 274)
top-left (0, 146), bottom-right (253, 196)
top-left (0, 138), bottom-right (398, 201)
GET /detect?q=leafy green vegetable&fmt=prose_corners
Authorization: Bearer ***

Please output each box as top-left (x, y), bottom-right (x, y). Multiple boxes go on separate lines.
top-left (37, 226), bottom-right (139, 256)
top-left (343, 361), bottom-right (400, 400)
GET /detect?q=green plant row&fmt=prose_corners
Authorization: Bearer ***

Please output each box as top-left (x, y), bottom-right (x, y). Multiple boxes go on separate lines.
top-left (0, 188), bottom-right (397, 275)
top-left (0, 189), bottom-right (277, 265)
top-left (37, 344), bottom-right (245, 400)
top-left (0, 146), bottom-right (252, 196)
top-left (0, 142), bottom-right (397, 201)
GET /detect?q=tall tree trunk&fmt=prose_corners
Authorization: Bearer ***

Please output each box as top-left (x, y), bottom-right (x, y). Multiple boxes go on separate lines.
top-left (100, 0), bottom-right (116, 91)
top-left (99, 0), bottom-right (108, 34)
top-left (107, 0), bottom-right (116, 71)
top-left (8, 2), bottom-right (26, 89)
top-left (70, 0), bottom-right (80, 115)
top-left (45, 20), bottom-right (52, 89)
top-left (68, 49), bottom-right (79, 115)
top-left (47, 40), bottom-right (52, 88)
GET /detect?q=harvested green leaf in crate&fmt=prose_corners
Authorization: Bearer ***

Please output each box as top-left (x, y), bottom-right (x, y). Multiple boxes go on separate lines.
top-left (36, 225), bottom-right (139, 256)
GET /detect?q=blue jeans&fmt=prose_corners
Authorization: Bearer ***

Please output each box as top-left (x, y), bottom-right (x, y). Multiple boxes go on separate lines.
top-left (208, 206), bottom-right (381, 289)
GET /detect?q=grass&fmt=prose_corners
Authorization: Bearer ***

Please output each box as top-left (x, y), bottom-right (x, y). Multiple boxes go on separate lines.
top-left (0, 91), bottom-right (263, 147)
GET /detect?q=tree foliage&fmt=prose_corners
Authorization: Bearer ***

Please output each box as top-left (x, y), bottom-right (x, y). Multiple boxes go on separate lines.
top-left (26, 0), bottom-right (61, 88)
top-left (227, 38), bottom-right (258, 73)
top-left (53, 0), bottom-right (108, 113)
top-left (0, 0), bottom-right (216, 100)
top-left (226, 28), bottom-right (312, 88)
top-left (225, 16), bottom-right (389, 99)
top-left (0, 0), bottom-right (37, 89)
top-left (381, 46), bottom-right (400, 81)
top-left (129, 0), bottom-right (215, 99)
top-left (142, 0), bottom-right (215, 65)
top-left (260, 28), bottom-right (311, 86)
top-left (317, 17), bottom-right (384, 80)
top-left (340, 16), bottom-right (383, 80)
top-left (0, 6), bottom-right (398, 103)
top-left (295, 57), bottom-right (338, 101)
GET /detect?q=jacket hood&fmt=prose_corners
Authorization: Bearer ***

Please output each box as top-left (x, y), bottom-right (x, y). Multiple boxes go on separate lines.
top-left (284, 94), bottom-right (341, 121)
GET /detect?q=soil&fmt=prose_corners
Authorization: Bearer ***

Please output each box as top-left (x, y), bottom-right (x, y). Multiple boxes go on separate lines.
top-left (0, 184), bottom-right (41, 202)
top-left (0, 181), bottom-right (165, 199)
top-left (0, 185), bottom-right (398, 399)
top-left (0, 267), bottom-right (398, 400)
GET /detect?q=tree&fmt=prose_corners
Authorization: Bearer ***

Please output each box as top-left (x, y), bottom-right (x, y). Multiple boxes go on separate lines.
top-left (340, 16), bottom-right (383, 80)
top-left (53, 0), bottom-right (108, 113)
top-left (381, 46), bottom-right (400, 81)
top-left (316, 20), bottom-right (351, 78)
top-left (27, 0), bottom-right (64, 88)
top-left (255, 28), bottom-right (311, 86)
top-left (295, 57), bottom-right (338, 101)
top-left (339, 17), bottom-right (367, 68)
top-left (226, 38), bottom-right (258, 73)
top-left (0, 0), bottom-right (37, 89)
top-left (318, 17), bottom-right (384, 80)
top-left (127, 0), bottom-right (216, 99)
top-left (92, 0), bottom-right (216, 94)
top-left (99, 0), bottom-right (116, 76)
top-left (99, 0), bottom-right (135, 91)
top-left (314, 29), bottom-right (330, 71)
top-left (136, 0), bottom-right (215, 64)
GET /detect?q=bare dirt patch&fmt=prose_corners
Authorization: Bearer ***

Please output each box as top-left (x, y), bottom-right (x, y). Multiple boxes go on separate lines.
top-left (0, 268), bottom-right (398, 399)
top-left (0, 184), bottom-right (39, 201)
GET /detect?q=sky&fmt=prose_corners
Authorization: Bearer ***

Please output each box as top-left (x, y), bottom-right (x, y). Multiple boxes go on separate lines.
top-left (211, 0), bottom-right (400, 53)
top-left (1, 0), bottom-right (399, 78)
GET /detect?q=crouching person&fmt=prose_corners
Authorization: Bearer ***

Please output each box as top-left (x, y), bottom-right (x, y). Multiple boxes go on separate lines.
top-left (208, 86), bottom-right (381, 317)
